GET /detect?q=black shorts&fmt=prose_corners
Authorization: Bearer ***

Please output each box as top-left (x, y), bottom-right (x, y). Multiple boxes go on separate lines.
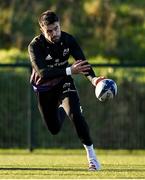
top-left (36, 76), bottom-right (93, 145)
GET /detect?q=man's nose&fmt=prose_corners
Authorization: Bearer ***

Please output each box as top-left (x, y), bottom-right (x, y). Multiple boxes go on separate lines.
top-left (52, 30), bottom-right (57, 36)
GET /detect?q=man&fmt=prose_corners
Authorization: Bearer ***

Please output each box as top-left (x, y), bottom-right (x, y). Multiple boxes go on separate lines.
top-left (28, 10), bottom-right (104, 171)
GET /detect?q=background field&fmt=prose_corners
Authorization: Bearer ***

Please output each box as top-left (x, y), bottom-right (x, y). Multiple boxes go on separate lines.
top-left (0, 149), bottom-right (145, 179)
top-left (0, 0), bottom-right (145, 150)
top-left (0, 1), bottom-right (145, 179)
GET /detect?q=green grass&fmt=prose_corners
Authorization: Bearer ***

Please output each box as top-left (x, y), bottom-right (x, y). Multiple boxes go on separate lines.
top-left (0, 149), bottom-right (145, 179)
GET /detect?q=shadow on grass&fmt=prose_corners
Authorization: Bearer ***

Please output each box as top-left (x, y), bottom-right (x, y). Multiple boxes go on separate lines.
top-left (103, 168), bottom-right (145, 172)
top-left (0, 167), bottom-right (144, 172)
top-left (0, 167), bottom-right (87, 171)
top-left (103, 164), bottom-right (145, 172)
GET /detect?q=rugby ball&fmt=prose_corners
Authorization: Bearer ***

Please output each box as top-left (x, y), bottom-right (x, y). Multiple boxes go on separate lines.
top-left (95, 79), bottom-right (117, 102)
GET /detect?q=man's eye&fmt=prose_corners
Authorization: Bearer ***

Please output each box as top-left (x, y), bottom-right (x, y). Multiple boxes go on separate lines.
top-left (55, 26), bottom-right (58, 31)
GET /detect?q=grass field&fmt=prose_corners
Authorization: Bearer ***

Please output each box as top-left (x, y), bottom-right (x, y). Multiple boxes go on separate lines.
top-left (0, 149), bottom-right (145, 179)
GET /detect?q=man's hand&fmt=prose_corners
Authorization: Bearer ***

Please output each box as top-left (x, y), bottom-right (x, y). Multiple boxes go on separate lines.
top-left (92, 76), bottom-right (106, 86)
top-left (71, 60), bottom-right (91, 75)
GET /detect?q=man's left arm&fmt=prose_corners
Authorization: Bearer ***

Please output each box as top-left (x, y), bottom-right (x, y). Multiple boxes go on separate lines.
top-left (69, 35), bottom-right (104, 86)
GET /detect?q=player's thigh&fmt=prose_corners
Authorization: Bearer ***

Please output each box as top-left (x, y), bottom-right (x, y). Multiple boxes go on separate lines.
top-left (62, 92), bottom-right (81, 117)
top-left (37, 91), bottom-right (59, 122)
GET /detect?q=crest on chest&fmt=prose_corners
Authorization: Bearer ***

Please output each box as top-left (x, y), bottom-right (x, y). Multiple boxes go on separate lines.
top-left (63, 48), bottom-right (69, 56)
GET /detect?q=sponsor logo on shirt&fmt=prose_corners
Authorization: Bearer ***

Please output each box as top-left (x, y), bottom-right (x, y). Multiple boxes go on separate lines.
top-left (47, 60), bottom-right (68, 68)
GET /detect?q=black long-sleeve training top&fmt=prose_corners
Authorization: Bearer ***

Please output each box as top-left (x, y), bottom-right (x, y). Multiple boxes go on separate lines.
top-left (28, 31), bottom-right (96, 92)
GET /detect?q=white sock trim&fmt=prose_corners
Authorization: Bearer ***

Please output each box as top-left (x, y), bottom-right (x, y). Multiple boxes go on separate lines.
top-left (83, 144), bottom-right (96, 161)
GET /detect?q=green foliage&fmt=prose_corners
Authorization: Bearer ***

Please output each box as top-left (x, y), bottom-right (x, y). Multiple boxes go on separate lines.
top-left (111, 3), bottom-right (145, 62)
top-left (0, 0), bottom-right (145, 61)
top-left (0, 49), bottom-right (28, 63)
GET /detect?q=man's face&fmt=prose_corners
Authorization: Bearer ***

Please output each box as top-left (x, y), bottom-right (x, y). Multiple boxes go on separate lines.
top-left (41, 21), bottom-right (61, 43)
